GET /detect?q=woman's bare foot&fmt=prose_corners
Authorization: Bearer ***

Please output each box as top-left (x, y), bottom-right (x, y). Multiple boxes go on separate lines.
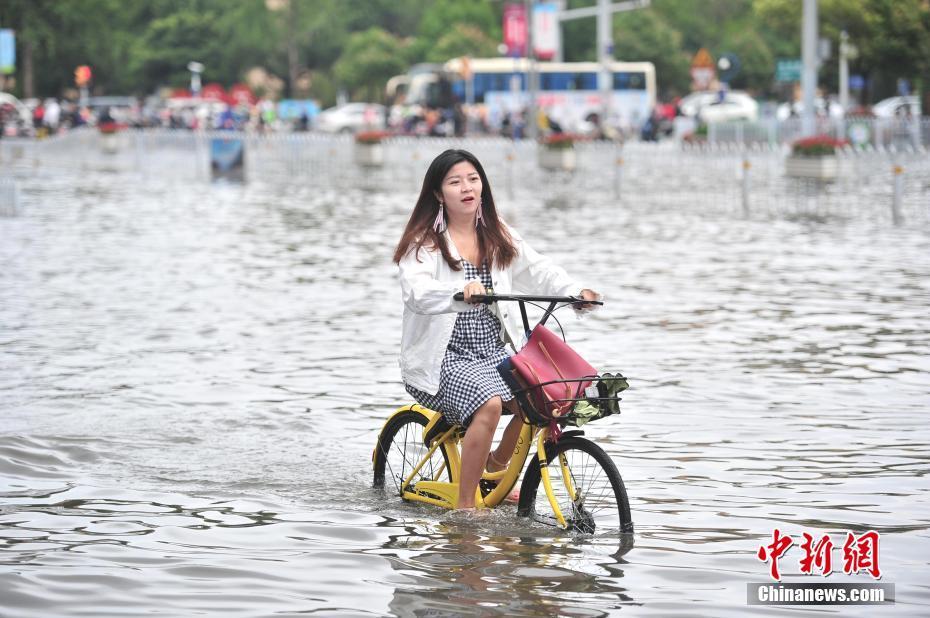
top-left (486, 450), bottom-right (509, 473)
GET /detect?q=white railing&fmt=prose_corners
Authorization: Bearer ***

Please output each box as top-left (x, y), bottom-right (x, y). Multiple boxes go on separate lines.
top-left (2, 129), bottom-right (927, 226)
top-left (0, 175), bottom-right (20, 216)
top-left (703, 117), bottom-right (930, 149)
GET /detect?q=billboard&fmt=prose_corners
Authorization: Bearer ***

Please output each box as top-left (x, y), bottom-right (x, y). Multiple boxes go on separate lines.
top-left (533, 3), bottom-right (559, 61)
top-left (503, 3), bottom-right (527, 57)
top-left (0, 30), bottom-right (15, 74)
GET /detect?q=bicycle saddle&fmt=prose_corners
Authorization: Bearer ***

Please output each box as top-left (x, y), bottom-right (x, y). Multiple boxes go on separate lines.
top-left (423, 413), bottom-right (464, 445)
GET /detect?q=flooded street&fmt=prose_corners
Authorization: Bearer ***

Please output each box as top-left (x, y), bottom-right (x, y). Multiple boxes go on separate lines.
top-left (1, 146), bottom-right (929, 616)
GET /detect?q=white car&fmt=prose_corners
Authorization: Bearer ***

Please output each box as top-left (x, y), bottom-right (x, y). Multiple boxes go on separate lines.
top-left (698, 93), bottom-right (759, 123)
top-left (776, 98), bottom-right (844, 121)
top-left (678, 91), bottom-right (718, 118)
top-left (315, 103), bottom-right (386, 133)
top-left (871, 96), bottom-right (921, 118)
top-left (679, 91), bottom-right (759, 123)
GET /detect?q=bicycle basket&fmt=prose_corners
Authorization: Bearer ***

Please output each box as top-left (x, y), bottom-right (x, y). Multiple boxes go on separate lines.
top-left (498, 358), bottom-right (628, 427)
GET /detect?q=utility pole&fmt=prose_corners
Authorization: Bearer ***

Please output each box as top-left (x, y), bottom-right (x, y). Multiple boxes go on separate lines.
top-left (287, 0), bottom-right (299, 98)
top-left (839, 30), bottom-right (849, 115)
top-left (597, 0), bottom-right (611, 126)
top-left (525, 0), bottom-right (538, 141)
top-left (558, 0), bottom-right (650, 133)
top-left (801, 0), bottom-right (818, 136)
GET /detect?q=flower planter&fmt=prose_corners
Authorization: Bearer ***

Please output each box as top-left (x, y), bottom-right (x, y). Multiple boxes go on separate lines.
top-left (100, 132), bottom-right (120, 154)
top-left (354, 143), bottom-right (384, 167)
top-left (785, 154), bottom-right (838, 181)
top-left (538, 147), bottom-right (576, 171)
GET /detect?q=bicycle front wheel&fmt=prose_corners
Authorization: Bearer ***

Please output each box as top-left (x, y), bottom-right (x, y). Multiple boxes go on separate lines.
top-left (518, 436), bottom-right (633, 534)
top-left (373, 409), bottom-right (453, 497)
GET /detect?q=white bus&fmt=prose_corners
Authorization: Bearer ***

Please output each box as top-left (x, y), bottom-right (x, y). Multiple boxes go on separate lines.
top-left (388, 57), bottom-right (657, 132)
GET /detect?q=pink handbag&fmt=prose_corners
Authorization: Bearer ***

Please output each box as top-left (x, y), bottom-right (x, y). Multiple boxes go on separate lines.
top-left (510, 324), bottom-right (597, 421)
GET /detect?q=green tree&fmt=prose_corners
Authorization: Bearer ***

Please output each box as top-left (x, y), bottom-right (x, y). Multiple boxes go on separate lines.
top-left (561, 0), bottom-right (596, 61)
top-left (426, 23), bottom-right (501, 64)
top-left (1, 0), bottom-right (926, 104)
top-left (411, 0), bottom-right (501, 62)
top-left (0, 0), bottom-right (138, 97)
top-left (130, 8), bottom-right (224, 90)
top-left (332, 27), bottom-right (408, 101)
top-left (719, 29), bottom-right (774, 92)
top-left (612, 9), bottom-right (691, 97)
top-left (754, 0), bottom-right (930, 101)
top-left (655, 0), bottom-right (755, 52)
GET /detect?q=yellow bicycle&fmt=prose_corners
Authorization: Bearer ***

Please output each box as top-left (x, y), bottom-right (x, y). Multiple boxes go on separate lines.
top-left (373, 293), bottom-right (633, 534)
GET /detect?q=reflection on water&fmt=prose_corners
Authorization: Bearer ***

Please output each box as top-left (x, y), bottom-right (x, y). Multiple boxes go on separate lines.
top-left (381, 526), bottom-right (635, 617)
top-left (1, 158), bottom-right (929, 616)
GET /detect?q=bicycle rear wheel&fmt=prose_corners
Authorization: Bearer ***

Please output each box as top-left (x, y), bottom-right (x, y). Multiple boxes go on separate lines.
top-left (518, 436), bottom-right (633, 534)
top-left (373, 409), bottom-right (453, 497)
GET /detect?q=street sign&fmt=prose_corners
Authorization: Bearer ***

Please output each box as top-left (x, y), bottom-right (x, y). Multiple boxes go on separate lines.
top-left (533, 2), bottom-right (559, 61)
top-left (775, 59), bottom-right (801, 83)
top-left (690, 48), bottom-right (716, 90)
top-left (0, 30), bottom-right (15, 74)
top-left (691, 48), bottom-right (714, 69)
top-left (718, 53), bottom-right (741, 82)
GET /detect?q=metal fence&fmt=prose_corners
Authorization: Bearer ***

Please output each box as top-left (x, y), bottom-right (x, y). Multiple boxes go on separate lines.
top-left (705, 116), bottom-right (930, 150)
top-left (1, 129), bottom-right (927, 226)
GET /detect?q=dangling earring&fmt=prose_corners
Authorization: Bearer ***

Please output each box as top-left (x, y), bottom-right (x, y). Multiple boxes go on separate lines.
top-left (433, 201), bottom-right (446, 233)
top-left (475, 198), bottom-right (484, 228)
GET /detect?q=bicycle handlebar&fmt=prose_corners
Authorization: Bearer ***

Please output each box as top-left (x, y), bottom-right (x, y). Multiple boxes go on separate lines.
top-left (452, 292), bottom-right (602, 335)
top-left (452, 292), bottom-right (603, 306)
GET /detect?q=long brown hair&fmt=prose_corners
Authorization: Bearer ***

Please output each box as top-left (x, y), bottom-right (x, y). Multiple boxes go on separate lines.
top-left (393, 149), bottom-right (516, 270)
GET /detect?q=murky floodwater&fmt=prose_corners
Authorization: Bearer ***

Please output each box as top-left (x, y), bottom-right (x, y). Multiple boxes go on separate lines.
top-left (1, 146), bottom-right (929, 617)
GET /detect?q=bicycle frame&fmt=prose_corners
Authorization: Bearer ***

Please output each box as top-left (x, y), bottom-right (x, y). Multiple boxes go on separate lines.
top-left (378, 293), bottom-right (612, 528)
top-left (379, 404), bottom-right (583, 528)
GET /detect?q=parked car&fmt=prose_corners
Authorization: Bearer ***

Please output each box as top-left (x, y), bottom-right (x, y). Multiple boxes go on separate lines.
top-left (776, 98), bottom-right (844, 121)
top-left (698, 93), bottom-right (759, 123)
top-left (315, 103), bottom-right (386, 133)
top-left (0, 92), bottom-right (34, 136)
top-left (871, 96), bottom-right (921, 118)
top-left (679, 90), bottom-right (759, 123)
top-left (678, 91), bottom-right (718, 118)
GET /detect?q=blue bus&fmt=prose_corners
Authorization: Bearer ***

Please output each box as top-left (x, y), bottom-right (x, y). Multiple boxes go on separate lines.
top-left (389, 57), bottom-right (656, 131)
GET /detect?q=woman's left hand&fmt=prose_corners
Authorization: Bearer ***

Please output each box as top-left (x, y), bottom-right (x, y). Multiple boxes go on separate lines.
top-left (577, 288), bottom-right (601, 310)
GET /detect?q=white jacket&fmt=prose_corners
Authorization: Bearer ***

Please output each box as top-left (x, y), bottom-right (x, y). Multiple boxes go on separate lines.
top-left (398, 226), bottom-right (585, 395)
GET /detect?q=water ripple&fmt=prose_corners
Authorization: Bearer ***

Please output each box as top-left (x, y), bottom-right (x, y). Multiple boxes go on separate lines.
top-left (1, 162), bottom-right (928, 615)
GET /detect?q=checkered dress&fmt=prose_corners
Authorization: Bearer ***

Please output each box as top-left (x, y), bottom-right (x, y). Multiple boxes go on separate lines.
top-left (405, 261), bottom-right (514, 426)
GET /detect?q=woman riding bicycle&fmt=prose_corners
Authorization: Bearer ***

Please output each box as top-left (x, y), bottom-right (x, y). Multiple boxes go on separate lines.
top-left (393, 148), bottom-right (600, 510)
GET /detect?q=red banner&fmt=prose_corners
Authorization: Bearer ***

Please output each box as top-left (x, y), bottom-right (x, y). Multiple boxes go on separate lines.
top-left (503, 3), bottom-right (527, 57)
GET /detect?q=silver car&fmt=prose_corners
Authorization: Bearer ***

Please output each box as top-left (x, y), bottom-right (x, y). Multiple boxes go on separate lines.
top-left (315, 103), bottom-right (386, 133)
top-left (872, 96), bottom-right (921, 118)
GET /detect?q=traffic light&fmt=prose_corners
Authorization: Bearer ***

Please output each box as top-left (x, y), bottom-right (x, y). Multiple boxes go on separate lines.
top-left (75, 65), bottom-right (92, 87)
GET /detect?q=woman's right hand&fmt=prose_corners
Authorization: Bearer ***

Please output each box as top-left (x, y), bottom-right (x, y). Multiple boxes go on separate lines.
top-left (462, 280), bottom-right (487, 304)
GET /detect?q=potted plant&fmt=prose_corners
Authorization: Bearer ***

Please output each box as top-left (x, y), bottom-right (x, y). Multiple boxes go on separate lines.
top-left (683, 123), bottom-right (708, 145)
top-left (353, 130), bottom-right (392, 167)
top-left (98, 121), bottom-right (126, 154)
top-left (538, 133), bottom-right (578, 171)
top-left (786, 135), bottom-right (848, 180)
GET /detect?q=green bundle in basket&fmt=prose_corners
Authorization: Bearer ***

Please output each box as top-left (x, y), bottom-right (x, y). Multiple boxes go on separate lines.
top-left (568, 372), bottom-right (629, 427)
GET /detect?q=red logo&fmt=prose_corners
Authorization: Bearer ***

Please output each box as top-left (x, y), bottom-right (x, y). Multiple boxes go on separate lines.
top-left (758, 530), bottom-right (882, 581)
top-left (757, 528), bottom-right (793, 580)
top-left (799, 533), bottom-right (834, 576)
top-left (843, 531), bottom-right (881, 579)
